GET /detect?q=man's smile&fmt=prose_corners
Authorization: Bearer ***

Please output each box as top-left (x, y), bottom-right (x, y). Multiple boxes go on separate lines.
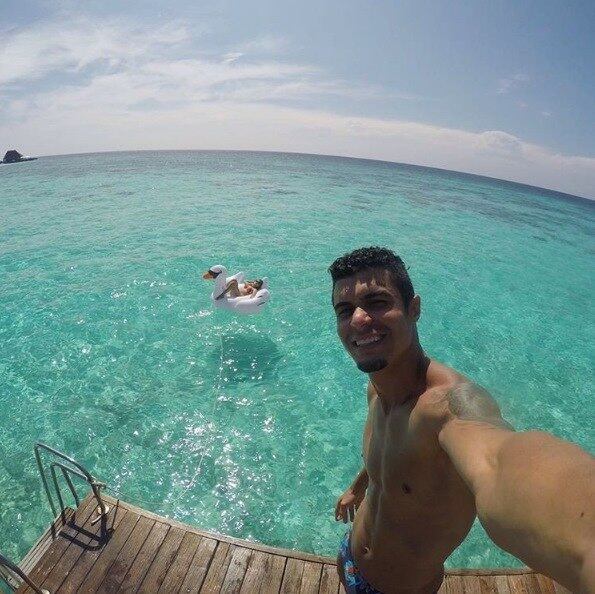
top-left (352, 331), bottom-right (387, 348)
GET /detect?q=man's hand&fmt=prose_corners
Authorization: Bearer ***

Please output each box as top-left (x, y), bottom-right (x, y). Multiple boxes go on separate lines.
top-left (335, 486), bottom-right (365, 523)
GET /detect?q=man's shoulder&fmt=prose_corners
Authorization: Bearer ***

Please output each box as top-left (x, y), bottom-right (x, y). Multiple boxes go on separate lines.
top-left (415, 362), bottom-right (503, 426)
top-left (416, 360), bottom-right (464, 410)
top-left (422, 363), bottom-right (512, 430)
top-left (426, 359), bottom-right (466, 391)
top-left (445, 382), bottom-right (510, 428)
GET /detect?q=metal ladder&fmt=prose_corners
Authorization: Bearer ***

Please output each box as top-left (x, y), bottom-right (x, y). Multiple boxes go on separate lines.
top-left (0, 554), bottom-right (49, 594)
top-left (0, 443), bottom-right (110, 593)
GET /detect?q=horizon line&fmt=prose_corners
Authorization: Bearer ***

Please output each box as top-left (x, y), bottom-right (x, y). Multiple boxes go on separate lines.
top-left (7, 147), bottom-right (593, 203)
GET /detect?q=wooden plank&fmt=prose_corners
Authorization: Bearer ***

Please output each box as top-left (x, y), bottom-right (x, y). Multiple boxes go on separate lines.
top-left (62, 508), bottom-right (139, 593)
top-left (50, 506), bottom-right (129, 594)
top-left (238, 550), bottom-right (272, 593)
top-left (18, 495), bottom-right (98, 593)
top-left (437, 575), bottom-right (448, 594)
top-left (0, 566), bottom-right (19, 591)
top-left (463, 575), bottom-right (483, 594)
top-left (318, 563), bottom-right (340, 594)
top-left (101, 494), bottom-right (337, 565)
top-left (93, 515), bottom-right (156, 593)
top-left (114, 520), bottom-right (170, 593)
top-left (51, 503), bottom-right (128, 593)
top-left (494, 575), bottom-right (512, 594)
top-left (240, 551), bottom-right (271, 594)
top-left (508, 574), bottom-right (531, 594)
top-left (280, 558), bottom-right (305, 593)
top-left (478, 575), bottom-right (500, 594)
top-left (220, 546), bottom-right (252, 593)
top-left (198, 541), bottom-right (234, 593)
top-left (299, 560), bottom-right (322, 593)
top-left (525, 574), bottom-right (547, 593)
top-left (534, 574), bottom-right (556, 594)
top-left (260, 553), bottom-right (286, 594)
top-left (445, 575), bottom-right (465, 593)
top-left (19, 507), bottom-right (75, 575)
top-left (177, 535), bottom-right (218, 593)
top-left (136, 525), bottom-right (185, 593)
top-left (157, 532), bottom-right (203, 594)
top-left (17, 493), bottom-right (576, 594)
top-left (523, 574), bottom-right (547, 594)
top-left (552, 581), bottom-right (572, 594)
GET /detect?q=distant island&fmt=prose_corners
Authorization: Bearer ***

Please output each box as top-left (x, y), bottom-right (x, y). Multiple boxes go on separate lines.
top-left (1, 149), bottom-right (37, 164)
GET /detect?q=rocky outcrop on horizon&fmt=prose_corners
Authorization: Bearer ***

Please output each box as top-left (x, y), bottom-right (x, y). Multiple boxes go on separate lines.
top-left (2, 149), bottom-right (37, 164)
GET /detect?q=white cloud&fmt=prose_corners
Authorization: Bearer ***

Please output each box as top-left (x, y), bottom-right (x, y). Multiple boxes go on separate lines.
top-left (497, 73), bottom-right (529, 95)
top-left (0, 18), bottom-right (189, 87)
top-left (222, 52), bottom-right (244, 64)
top-left (477, 131), bottom-right (524, 159)
top-left (1, 18), bottom-right (593, 198)
top-left (236, 35), bottom-right (289, 55)
top-left (141, 58), bottom-right (317, 88)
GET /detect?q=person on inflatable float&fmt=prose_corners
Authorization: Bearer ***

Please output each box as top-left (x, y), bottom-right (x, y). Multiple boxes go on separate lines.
top-left (217, 278), bottom-right (263, 300)
top-left (203, 265), bottom-right (270, 314)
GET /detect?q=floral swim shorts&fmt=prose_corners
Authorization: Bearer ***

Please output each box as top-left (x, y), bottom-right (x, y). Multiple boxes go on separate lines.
top-left (338, 530), bottom-right (383, 594)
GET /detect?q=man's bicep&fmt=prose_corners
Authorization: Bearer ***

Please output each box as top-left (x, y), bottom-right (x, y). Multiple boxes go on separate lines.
top-left (438, 383), bottom-right (513, 493)
top-left (445, 382), bottom-right (512, 429)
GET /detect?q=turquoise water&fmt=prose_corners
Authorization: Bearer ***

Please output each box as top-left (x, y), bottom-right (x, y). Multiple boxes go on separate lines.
top-left (0, 151), bottom-right (593, 569)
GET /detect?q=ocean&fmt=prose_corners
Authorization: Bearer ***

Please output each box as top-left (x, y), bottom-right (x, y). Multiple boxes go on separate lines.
top-left (0, 150), bottom-right (593, 567)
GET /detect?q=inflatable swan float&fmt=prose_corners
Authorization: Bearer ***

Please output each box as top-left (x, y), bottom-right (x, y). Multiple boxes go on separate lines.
top-left (202, 265), bottom-right (270, 314)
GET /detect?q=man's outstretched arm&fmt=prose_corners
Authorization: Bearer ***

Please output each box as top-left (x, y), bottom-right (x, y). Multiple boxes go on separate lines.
top-left (438, 383), bottom-right (595, 593)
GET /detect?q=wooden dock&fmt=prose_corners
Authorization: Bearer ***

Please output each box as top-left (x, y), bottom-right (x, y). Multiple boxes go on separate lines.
top-left (16, 493), bottom-right (570, 593)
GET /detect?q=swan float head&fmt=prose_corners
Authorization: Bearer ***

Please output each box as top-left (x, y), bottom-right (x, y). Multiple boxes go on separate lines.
top-left (202, 264), bottom-right (226, 280)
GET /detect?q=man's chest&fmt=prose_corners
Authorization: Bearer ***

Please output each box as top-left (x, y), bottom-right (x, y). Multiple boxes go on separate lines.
top-left (364, 399), bottom-right (452, 499)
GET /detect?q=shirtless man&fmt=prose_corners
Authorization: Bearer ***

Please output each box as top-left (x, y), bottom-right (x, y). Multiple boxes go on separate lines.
top-left (330, 247), bottom-right (594, 594)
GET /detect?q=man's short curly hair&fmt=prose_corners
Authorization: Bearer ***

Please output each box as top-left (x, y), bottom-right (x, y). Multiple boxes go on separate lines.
top-left (328, 246), bottom-right (414, 309)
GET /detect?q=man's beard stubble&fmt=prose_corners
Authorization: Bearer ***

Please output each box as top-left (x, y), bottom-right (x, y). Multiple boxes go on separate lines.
top-left (357, 358), bottom-right (388, 373)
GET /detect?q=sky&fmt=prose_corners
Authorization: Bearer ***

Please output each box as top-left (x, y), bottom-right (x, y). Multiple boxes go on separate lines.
top-left (1, 0), bottom-right (594, 198)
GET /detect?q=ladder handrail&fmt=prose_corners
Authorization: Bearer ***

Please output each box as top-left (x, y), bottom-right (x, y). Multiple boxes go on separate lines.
top-left (0, 444), bottom-right (110, 592)
top-left (34, 443), bottom-right (108, 520)
top-left (0, 552), bottom-right (49, 593)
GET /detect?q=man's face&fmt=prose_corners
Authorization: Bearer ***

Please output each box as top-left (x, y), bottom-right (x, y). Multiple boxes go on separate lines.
top-left (332, 269), bottom-right (419, 373)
